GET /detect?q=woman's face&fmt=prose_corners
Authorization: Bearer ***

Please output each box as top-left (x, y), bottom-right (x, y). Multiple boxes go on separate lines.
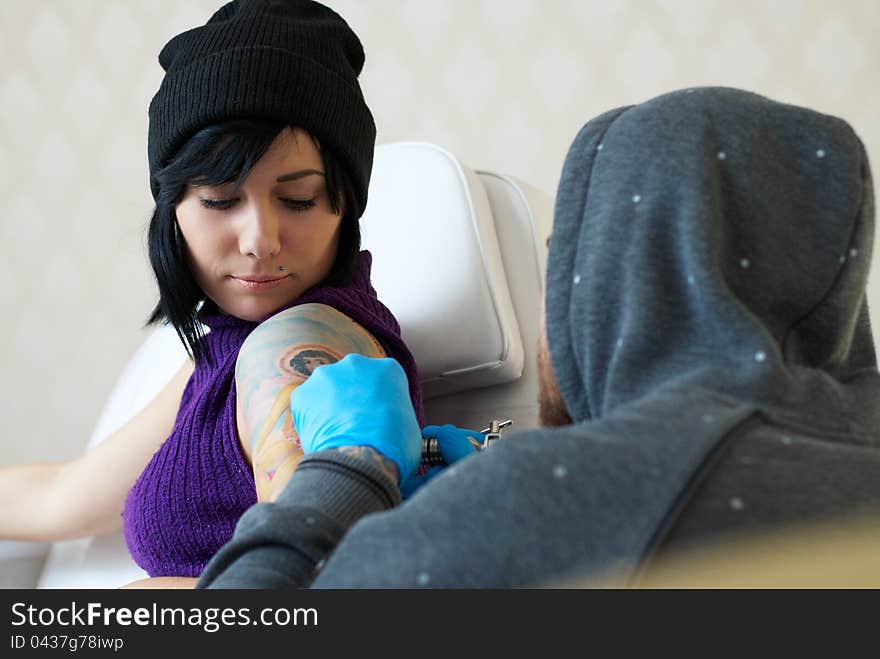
top-left (175, 127), bottom-right (343, 322)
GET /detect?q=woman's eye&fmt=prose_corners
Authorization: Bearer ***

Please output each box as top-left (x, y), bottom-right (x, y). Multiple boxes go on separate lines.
top-left (281, 197), bottom-right (317, 211)
top-left (199, 198), bottom-right (317, 211)
top-left (200, 198), bottom-right (235, 210)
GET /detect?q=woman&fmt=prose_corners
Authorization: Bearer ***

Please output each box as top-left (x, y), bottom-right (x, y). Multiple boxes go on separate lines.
top-left (0, 0), bottom-right (473, 588)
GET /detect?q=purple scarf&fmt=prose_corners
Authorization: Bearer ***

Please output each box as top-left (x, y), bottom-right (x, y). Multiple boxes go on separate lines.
top-left (122, 251), bottom-right (422, 577)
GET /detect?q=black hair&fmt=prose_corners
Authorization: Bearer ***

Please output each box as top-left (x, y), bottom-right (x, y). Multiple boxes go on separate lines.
top-left (146, 118), bottom-right (361, 365)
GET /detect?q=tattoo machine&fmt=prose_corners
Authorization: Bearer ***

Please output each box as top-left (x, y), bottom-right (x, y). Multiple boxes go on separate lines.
top-left (421, 419), bottom-right (513, 466)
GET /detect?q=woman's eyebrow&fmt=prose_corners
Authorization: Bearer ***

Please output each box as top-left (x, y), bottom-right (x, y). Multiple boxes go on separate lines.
top-left (276, 169), bottom-right (325, 182)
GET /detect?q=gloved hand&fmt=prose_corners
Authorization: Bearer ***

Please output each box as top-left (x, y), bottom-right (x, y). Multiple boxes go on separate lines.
top-left (422, 424), bottom-right (484, 464)
top-left (400, 466), bottom-right (444, 499)
top-left (400, 424), bottom-right (483, 498)
top-left (290, 354), bottom-right (422, 483)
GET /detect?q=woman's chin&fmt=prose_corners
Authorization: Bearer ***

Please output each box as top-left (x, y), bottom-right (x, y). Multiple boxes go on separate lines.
top-left (218, 295), bottom-right (300, 323)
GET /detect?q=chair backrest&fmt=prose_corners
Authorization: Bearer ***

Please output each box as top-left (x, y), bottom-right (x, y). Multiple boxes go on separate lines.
top-left (36, 142), bottom-right (553, 588)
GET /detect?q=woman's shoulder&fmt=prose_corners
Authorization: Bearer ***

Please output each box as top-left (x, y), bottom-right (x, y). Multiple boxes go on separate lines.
top-left (263, 302), bottom-right (369, 331)
top-left (242, 303), bottom-right (386, 371)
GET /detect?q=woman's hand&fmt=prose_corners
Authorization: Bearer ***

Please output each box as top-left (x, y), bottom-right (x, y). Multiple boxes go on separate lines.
top-left (119, 577), bottom-right (198, 589)
top-left (290, 354), bottom-right (422, 483)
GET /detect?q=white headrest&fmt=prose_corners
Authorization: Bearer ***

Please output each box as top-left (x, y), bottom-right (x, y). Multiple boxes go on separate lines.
top-left (361, 142), bottom-right (524, 399)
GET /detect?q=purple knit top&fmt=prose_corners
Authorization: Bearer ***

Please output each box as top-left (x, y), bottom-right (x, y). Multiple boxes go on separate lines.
top-left (122, 251), bottom-right (423, 578)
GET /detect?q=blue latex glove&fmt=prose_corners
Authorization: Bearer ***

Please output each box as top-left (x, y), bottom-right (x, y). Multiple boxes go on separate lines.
top-left (400, 466), bottom-right (443, 499)
top-left (290, 354), bottom-right (422, 483)
top-left (422, 424), bottom-right (484, 463)
top-left (400, 424), bottom-right (483, 498)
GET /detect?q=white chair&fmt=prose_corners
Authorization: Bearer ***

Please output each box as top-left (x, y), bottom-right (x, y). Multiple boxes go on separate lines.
top-left (9, 142), bottom-right (553, 588)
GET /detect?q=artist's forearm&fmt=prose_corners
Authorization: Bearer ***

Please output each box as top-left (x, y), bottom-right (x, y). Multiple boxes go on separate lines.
top-left (334, 446), bottom-right (400, 484)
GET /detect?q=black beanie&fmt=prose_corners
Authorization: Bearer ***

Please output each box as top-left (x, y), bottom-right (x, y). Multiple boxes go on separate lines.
top-left (147, 0), bottom-right (376, 213)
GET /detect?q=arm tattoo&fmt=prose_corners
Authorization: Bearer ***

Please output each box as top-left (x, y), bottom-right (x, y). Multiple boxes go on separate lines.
top-left (235, 303), bottom-right (386, 501)
top-left (335, 446), bottom-right (400, 484)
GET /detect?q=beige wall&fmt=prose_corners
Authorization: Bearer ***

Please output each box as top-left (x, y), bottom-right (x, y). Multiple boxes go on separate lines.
top-left (1, 0), bottom-right (878, 466)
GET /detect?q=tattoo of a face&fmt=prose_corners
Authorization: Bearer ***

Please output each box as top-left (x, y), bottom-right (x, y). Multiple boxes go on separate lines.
top-left (279, 345), bottom-right (341, 379)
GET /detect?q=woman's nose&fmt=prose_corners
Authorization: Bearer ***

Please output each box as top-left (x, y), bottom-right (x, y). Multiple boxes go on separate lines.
top-left (239, 202), bottom-right (281, 259)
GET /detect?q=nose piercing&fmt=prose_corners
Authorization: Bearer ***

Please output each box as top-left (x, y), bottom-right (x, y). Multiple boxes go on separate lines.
top-left (278, 266), bottom-right (285, 272)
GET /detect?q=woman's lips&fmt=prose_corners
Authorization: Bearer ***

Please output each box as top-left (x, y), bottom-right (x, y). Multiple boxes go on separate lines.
top-left (231, 275), bottom-right (289, 291)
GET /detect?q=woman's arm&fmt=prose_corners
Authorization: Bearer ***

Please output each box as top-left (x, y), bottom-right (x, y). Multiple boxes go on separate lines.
top-left (234, 303), bottom-right (386, 502)
top-left (200, 355), bottom-right (422, 590)
top-left (0, 359), bottom-right (194, 541)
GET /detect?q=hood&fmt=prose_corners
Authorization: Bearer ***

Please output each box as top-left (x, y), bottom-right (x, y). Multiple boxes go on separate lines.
top-left (546, 87), bottom-right (879, 436)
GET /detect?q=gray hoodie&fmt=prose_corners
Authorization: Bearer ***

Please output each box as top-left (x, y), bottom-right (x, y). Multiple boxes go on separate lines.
top-left (198, 87), bottom-right (880, 589)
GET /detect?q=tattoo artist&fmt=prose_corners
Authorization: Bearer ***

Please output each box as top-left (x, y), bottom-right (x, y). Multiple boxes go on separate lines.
top-left (197, 87), bottom-right (880, 588)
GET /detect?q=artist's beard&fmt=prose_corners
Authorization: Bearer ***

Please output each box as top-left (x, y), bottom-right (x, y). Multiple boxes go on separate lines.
top-left (536, 340), bottom-right (573, 427)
